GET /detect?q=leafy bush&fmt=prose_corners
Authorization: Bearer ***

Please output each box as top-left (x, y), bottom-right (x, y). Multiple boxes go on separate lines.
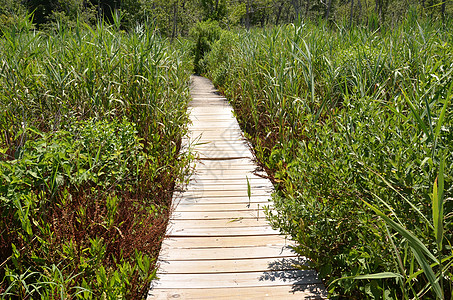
top-left (205, 30), bottom-right (238, 87)
top-left (0, 19), bottom-right (192, 299)
top-left (205, 19), bottom-right (453, 298)
top-left (0, 119), bottom-right (160, 298)
top-left (190, 20), bottom-right (222, 74)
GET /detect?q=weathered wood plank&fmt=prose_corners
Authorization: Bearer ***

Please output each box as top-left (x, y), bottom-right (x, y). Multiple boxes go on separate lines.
top-left (176, 190), bottom-right (270, 198)
top-left (171, 211), bottom-right (266, 220)
top-left (173, 202), bottom-right (271, 212)
top-left (161, 235), bottom-right (292, 249)
top-left (157, 257), bottom-right (308, 274)
top-left (167, 226), bottom-right (280, 237)
top-left (174, 197), bottom-right (271, 206)
top-left (192, 169), bottom-right (267, 177)
top-left (148, 285), bottom-right (327, 299)
top-left (159, 245), bottom-right (296, 261)
top-left (185, 181), bottom-right (272, 189)
top-left (167, 218), bottom-right (272, 228)
top-left (152, 270), bottom-right (321, 289)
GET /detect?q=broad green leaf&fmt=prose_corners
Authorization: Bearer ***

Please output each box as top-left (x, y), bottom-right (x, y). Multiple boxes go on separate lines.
top-left (363, 200), bottom-right (438, 263)
top-left (363, 200), bottom-right (443, 299)
top-left (354, 272), bottom-right (404, 280)
top-left (402, 89), bottom-right (431, 141)
top-left (433, 154), bottom-right (445, 250)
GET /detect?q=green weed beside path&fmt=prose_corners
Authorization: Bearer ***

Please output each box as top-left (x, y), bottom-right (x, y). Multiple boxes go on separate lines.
top-left (205, 19), bottom-right (453, 299)
top-left (0, 20), bottom-right (192, 298)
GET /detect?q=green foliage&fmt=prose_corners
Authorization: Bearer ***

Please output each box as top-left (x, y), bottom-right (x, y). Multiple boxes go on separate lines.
top-left (200, 0), bottom-right (228, 21)
top-left (205, 19), bottom-right (453, 298)
top-left (190, 20), bottom-right (222, 74)
top-left (0, 18), bottom-right (192, 298)
top-left (0, 0), bottom-right (32, 35)
top-left (206, 30), bottom-right (238, 86)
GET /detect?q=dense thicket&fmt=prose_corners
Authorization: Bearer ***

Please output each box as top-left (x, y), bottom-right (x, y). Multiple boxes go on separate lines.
top-left (1, 0), bottom-right (452, 36)
top-left (204, 18), bottom-right (452, 299)
top-left (1, 0), bottom-right (453, 299)
top-left (0, 20), bottom-right (192, 298)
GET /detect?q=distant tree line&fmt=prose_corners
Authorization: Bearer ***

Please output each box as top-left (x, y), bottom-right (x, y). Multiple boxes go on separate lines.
top-left (0, 0), bottom-right (452, 35)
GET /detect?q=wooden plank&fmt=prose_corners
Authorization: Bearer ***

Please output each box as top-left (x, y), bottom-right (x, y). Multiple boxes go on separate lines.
top-left (174, 201), bottom-right (271, 209)
top-left (173, 202), bottom-right (272, 212)
top-left (191, 142), bottom-right (250, 148)
top-left (161, 235), bottom-right (292, 249)
top-left (171, 211), bottom-right (265, 220)
top-left (189, 128), bottom-right (242, 134)
top-left (189, 107), bottom-right (233, 114)
top-left (173, 195), bottom-right (271, 205)
top-left (197, 152), bottom-right (253, 159)
top-left (187, 176), bottom-right (269, 183)
top-left (177, 190), bottom-right (270, 198)
top-left (190, 115), bottom-right (240, 124)
top-left (148, 284), bottom-right (327, 299)
top-left (159, 245), bottom-right (296, 261)
top-left (175, 190), bottom-right (269, 197)
top-left (167, 226), bottom-right (280, 237)
top-left (189, 174), bottom-right (268, 180)
top-left (175, 200), bottom-right (271, 207)
top-left (192, 169), bottom-right (265, 176)
top-left (189, 118), bottom-right (237, 123)
top-left (158, 257), bottom-right (308, 274)
top-left (186, 180), bottom-right (272, 189)
top-left (168, 218), bottom-right (272, 228)
top-left (152, 270), bottom-right (321, 289)
top-left (188, 133), bottom-right (244, 140)
top-left (190, 126), bottom-right (242, 131)
top-left (183, 185), bottom-right (272, 192)
top-left (192, 146), bottom-right (252, 153)
top-left (190, 162), bottom-right (260, 169)
top-left (186, 180), bottom-right (272, 188)
top-left (175, 200), bottom-right (271, 208)
top-left (184, 184), bottom-right (272, 191)
top-left (186, 179), bottom-right (270, 186)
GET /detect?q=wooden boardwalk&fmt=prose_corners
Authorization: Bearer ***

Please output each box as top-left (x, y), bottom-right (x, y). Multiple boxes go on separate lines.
top-left (147, 76), bottom-right (327, 299)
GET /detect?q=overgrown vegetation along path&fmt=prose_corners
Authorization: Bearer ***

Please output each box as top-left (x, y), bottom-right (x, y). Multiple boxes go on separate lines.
top-left (147, 76), bottom-right (326, 299)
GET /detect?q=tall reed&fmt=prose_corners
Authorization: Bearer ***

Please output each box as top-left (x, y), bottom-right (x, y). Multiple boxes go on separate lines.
top-left (0, 18), bottom-right (193, 298)
top-left (205, 17), bottom-right (453, 298)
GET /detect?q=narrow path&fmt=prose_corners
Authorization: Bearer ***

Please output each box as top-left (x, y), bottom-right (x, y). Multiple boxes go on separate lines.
top-left (148, 76), bottom-right (327, 299)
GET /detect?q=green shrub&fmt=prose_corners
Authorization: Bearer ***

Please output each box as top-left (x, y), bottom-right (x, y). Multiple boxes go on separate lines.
top-left (0, 119), bottom-right (161, 299)
top-left (205, 19), bottom-right (453, 298)
top-left (0, 19), bottom-right (192, 298)
top-left (190, 20), bottom-right (222, 74)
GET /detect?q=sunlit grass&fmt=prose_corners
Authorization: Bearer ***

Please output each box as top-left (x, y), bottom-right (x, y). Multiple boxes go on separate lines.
top-left (206, 18), bottom-right (453, 298)
top-left (0, 18), bottom-right (193, 298)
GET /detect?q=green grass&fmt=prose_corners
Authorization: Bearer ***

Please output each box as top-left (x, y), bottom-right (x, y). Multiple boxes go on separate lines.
top-left (205, 18), bottom-right (453, 299)
top-left (0, 19), bottom-right (193, 298)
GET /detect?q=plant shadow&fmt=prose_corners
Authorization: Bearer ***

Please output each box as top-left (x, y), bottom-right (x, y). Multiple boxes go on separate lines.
top-left (259, 256), bottom-right (327, 299)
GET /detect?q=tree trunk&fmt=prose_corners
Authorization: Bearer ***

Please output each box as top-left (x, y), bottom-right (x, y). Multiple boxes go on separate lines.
top-left (357, 0), bottom-right (362, 23)
top-left (349, 0), bottom-right (354, 27)
top-left (246, 0), bottom-right (250, 29)
top-left (290, 0), bottom-right (301, 21)
top-left (325, 0), bottom-right (332, 21)
top-left (275, 2), bottom-right (283, 25)
top-left (214, 0), bottom-right (219, 18)
top-left (171, 0), bottom-right (178, 41)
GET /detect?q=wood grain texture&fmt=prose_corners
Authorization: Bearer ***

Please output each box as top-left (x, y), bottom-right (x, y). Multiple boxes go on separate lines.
top-left (157, 256), bottom-right (308, 274)
top-left (148, 285), bottom-right (327, 299)
top-left (149, 75), bottom-right (326, 299)
top-left (152, 270), bottom-right (321, 289)
top-left (161, 235), bottom-right (294, 249)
